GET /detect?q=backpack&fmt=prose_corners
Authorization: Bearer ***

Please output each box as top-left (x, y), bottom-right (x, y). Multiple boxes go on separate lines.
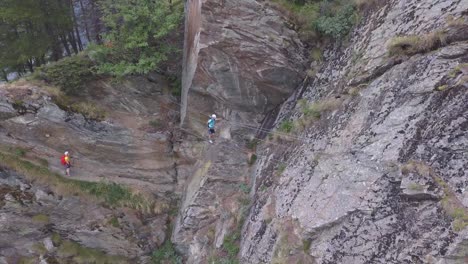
top-left (208, 118), bottom-right (215, 128)
top-left (60, 155), bottom-right (67, 165)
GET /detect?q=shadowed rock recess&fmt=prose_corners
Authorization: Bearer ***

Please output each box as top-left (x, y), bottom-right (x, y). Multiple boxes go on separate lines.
top-left (181, 0), bottom-right (306, 132)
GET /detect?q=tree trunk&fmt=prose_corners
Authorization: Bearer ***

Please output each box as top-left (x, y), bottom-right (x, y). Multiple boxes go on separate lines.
top-left (78, 0), bottom-right (91, 42)
top-left (1, 69), bottom-right (8, 82)
top-left (39, 0), bottom-right (63, 61)
top-left (70, 0), bottom-right (83, 50)
top-left (89, 0), bottom-right (102, 44)
top-left (68, 31), bottom-right (79, 54)
top-left (60, 34), bottom-right (72, 56)
top-left (75, 25), bottom-right (83, 51)
top-left (26, 59), bottom-right (34, 73)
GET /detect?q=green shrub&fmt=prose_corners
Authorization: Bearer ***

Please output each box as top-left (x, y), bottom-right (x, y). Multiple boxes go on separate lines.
top-left (169, 76), bottom-right (182, 97)
top-left (315, 3), bottom-right (357, 39)
top-left (277, 164), bottom-right (287, 175)
top-left (248, 154), bottom-right (257, 166)
top-left (36, 55), bottom-right (95, 95)
top-left (75, 181), bottom-right (133, 206)
top-left (51, 233), bottom-right (62, 246)
top-left (70, 101), bottom-right (107, 121)
top-left (12, 100), bottom-right (26, 112)
top-left (273, 0), bottom-right (357, 40)
top-left (239, 183), bottom-right (250, 194)
top-left (279, 120), bottom-right (294, 133)
top-left (12, 147), bottom-right (27, 157)
top-left (298, 99), bottom-right (322, 118)
top-left (151, 240), bottom-right (182, 264)
top-left (223, 232), bottom-right (241, 258)
top-left (149, 120), bottom-right (162, 128)
top-left (246, 139), bottom-right (259, 150)
top-left (108, 216), bottom-right (120, 228)
top-left (89, 0), bottom-right (184, 77)
top-left (302, 239), bottom-right (311, 253)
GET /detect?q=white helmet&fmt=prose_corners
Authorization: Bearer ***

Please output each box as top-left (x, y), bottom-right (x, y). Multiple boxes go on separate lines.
top-left (64, 151), bottom-right (69, 155)
top-left (211, 114), bottom-right (217, 119)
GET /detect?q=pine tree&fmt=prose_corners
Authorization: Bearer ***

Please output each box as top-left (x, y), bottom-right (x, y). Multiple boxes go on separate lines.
top-left (0, 0), bottom-right (81, 77)
top-left (90, 0), bottom-right (184, 76)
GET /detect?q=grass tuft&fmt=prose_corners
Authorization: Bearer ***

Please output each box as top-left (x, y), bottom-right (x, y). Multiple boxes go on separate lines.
top-left (436, 85), bottom-right (448, 91)
top-left (278, 120), bottom-right (294, 133)
top-left (57, 240), bottom-right (128, 263)
top-left (108, 216), bottom-right (120, 228)
top-left (149, 119), bottom-right (162, 128)
top-left (18, 256), bottom-right (36, 264)
top-left (223, 232), bottom-right (241, 258)
top-left (238, 183), bottom-right (250, 194)
top-left (408, 183), bottom-right (425, 191)
top-left (302, 239), bottom-right (311, 253)
top-left (32, 214), bottom-right (50, 223)
top-left (446, 15), bottom-right (466, 27)
top-left (44, 85), bottom-right (107, 121)
top-left (248, 154), bottom-right (257, 166)
top-left (309, 48), bottom-right (323, 62)
top-left (51, 233), bottom-right (62, 246)
top-left (277, 164), bottom-right (287, 176)
top-left (388, 31), bottom-right (447, 56)
top-left (402, 160), bottom-right (468, 232)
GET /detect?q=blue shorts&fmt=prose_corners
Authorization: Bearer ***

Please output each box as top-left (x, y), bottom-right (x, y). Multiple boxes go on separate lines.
top-left (64, 164), bottom-right (71, 169)
top-left (208, 128), bottom-right (215, 134)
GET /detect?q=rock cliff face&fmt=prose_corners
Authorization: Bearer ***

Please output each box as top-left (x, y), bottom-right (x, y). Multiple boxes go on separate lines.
top-left (239, 1), bottom-right (468, 263)
top-left (175, 0), bottom-right (468, 263)
top-left (174, 0), bottom-right (307, 262)
top-left (0, 77), bottom-right (191, 262)
top-left (0, 168), bottom-right (163, 263)
top-left (181, 0), bottom-right (306, 132)
top-left (0, 77), bottom-right (183, 194)
top-left (2, 0), bottom-right (468, 263)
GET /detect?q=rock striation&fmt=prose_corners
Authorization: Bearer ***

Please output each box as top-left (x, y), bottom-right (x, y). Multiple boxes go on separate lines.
top-left (0, 77), bottom-right (185, 194)
top-left (0, 168), bottom-right (165, 263)
top-left (240, 0), bottom-right (468, 263)
top-left (181, 0), bottom-right (306, 133)
top-left (0, 77), bottom-right (190, 263)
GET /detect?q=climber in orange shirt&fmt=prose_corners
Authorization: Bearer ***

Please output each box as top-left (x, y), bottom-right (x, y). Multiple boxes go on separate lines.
top-left (60, 151), bottom-right (71, 176)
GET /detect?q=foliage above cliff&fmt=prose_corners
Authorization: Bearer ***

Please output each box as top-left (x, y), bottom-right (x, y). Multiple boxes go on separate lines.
top-left (33, 55), bottom-right (96, 95)
top-left (1, 0), bottom-right (183, 81)
top-left (272, 0), bottom-right (358, 41)
top-left (89, 0), bottom-right (184, 76)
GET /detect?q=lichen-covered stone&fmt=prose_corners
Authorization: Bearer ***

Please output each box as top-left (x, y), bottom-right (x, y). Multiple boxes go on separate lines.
top-left (240, 0), bottom-right (468, 263)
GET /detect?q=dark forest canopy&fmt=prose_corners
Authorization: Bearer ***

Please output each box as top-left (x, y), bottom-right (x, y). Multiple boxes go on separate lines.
top-left (0, 0), bottom-right (83, 80)
top-left (0, 0), bottom-right (183, 81)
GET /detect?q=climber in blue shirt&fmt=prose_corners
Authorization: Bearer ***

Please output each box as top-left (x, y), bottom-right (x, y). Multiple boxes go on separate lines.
top-left (207, 114), bottom-right (216, 143)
